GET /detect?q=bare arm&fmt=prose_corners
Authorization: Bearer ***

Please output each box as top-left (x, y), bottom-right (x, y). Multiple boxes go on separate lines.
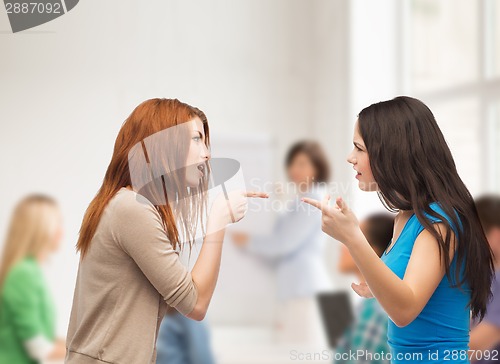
top-left (187, 220), bottom-right (225, 321)
top-left (46, 338), bottom-right (66, 360)
top-left (346, 224), bottom-right (453, 326)
top-left (469, 322), bottom-right (500, 361)
top-left (116, 189), bottom-right (266, 320)
top-left (188, 191), bottom-right (268, 320)
top-left (24, 336), bottom-right (66, 361)
top-left (303, 195), bottom-right (454, 327)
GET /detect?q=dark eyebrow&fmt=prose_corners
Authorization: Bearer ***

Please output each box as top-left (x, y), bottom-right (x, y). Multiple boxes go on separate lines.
top-left (195, 130), bottom-right (204, 139)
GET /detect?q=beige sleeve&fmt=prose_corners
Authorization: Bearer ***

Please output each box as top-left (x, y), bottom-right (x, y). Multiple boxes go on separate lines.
top-left (112, 193), bottom-right (198, 316)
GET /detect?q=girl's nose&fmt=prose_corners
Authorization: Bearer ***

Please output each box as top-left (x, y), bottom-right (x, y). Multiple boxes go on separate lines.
top-left (201, 144), bottom-right (211, 160)
top-left (346, 152), bottom-right (356, 164)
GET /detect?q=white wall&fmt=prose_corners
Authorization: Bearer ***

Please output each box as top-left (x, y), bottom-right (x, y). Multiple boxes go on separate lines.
top-left (349, 0), bottom-right (400, 219)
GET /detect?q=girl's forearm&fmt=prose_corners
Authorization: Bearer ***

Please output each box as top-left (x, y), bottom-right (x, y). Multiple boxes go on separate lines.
top-left (47, 339), bottom-right (66, 360)
top-left (189, 218), bottom-right (225, 318)
top-left (346, 230), bottom-right (417, 326)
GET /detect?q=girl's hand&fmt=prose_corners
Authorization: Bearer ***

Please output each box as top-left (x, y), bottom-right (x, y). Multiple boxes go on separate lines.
top-left (351, 281), bottom-right (374, 298)
top-left (301, 194), bottom-right (363, 246)
top-left (208, 191), bottom-right (268, 232)
top-left (232, 231), bottom-right (250, 247)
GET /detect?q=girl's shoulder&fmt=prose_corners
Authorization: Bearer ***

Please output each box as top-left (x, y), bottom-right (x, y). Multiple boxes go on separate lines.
top-left (419, 202), bottom-right (461, 233)
top-left (105, 188), bottom-right (165, 239)
top-left (3, 257), bottom-right (42, 292)
top-left (111, 187), bottom-right (148, 207)
top-left (8, 257), bottom-right (39, 277)
top-left (108, 187), bottom-right (159, 220)
top-left (425, 202), bottom-right (448, 220)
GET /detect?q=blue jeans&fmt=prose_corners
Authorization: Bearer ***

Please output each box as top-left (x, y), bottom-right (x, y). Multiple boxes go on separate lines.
top-left (156, 311), bottom-right (216, 364)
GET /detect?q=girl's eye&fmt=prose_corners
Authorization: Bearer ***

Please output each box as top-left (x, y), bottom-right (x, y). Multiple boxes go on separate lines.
top-left (193, 136), bottom-right (201, 142)
top-left (355, 146), bottom-right (362, 151)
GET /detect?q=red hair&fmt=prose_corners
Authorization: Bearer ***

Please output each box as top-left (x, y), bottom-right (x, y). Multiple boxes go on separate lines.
top-left (76, 98), bottom-right (210, 258)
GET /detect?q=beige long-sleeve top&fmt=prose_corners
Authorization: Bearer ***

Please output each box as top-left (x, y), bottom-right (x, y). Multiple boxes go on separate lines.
top-left (65, 187), bottom-right (198, 364)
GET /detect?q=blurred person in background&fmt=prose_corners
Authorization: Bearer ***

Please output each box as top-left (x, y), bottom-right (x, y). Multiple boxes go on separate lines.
top-left (232, 140), bottom-right (333, 347)
top-left (470, 195), bottom-right (500, 363)
top-left (156, 305), bottom-right (215, 364)
top-left (65, 98), bottom-right (267, 364)
top-left (0, 194), bottom-right (66, 364)
top-left (334, 213), bottom-right (394, 364)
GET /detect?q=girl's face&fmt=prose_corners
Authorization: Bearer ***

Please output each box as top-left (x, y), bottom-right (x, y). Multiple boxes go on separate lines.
top-left (347, 120), bottom-right (378, 192)
top-left (185, 117), bottom-right (210, 188)
top-left (51, 214), bottom-right (64, 252)
top-left (287, 152), bottom-right (317, 185)
top-left (45, 206), bottom-right (63, 254)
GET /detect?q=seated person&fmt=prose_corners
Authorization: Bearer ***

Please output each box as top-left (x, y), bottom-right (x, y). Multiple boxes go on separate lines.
top-left (470, 195), bottom-right (500, 363)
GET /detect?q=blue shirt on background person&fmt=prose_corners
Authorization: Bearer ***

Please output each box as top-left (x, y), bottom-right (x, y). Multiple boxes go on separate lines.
top-left (246, 186), bottom-right (332, 301)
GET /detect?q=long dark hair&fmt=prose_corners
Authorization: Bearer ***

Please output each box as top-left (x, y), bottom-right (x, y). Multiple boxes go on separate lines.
top-left (358, 96), bottom-right (494, 321)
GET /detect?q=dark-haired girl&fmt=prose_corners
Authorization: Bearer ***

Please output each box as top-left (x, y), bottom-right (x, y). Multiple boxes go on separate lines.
top-left (303, 96), bottom-right (494, 363)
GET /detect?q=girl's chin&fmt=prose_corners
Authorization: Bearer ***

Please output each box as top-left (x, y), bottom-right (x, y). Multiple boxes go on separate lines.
top-left (185, 175), bottom-right (203, 188)
top-left (186, 180), bottom-right (200, 188)
top-left (358, 181), bottom-right (378, 192)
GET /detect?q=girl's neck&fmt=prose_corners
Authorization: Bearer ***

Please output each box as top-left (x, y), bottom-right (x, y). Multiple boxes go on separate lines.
top-left (396, 209), bottom-right (413, 221)
top-left (35, 251), bottom-right (48, 264)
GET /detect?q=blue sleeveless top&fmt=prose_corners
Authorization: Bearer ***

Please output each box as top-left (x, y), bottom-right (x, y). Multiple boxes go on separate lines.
top-left (380, 202), bottom-right (471, 363)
